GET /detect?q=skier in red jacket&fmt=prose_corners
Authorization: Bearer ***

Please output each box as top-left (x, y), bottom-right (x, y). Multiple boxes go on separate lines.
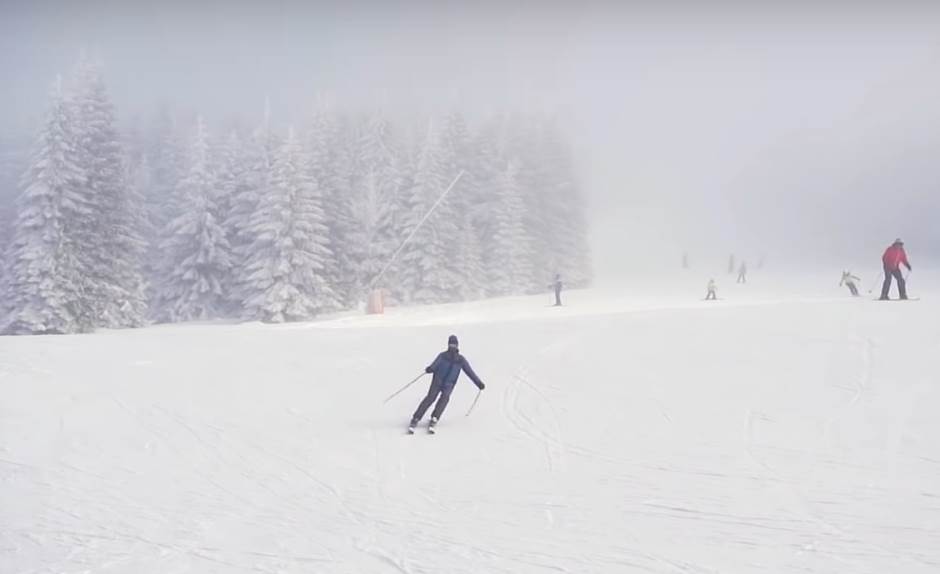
top-left (880, 238), bottom-right (912, 300)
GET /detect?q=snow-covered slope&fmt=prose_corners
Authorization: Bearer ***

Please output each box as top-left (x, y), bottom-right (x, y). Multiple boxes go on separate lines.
top-left (2, 277), bottom-right (939, 573)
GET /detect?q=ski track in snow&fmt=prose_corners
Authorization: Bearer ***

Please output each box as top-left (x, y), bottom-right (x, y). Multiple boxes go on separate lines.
top-left (3, 285), bottom-right (940, 573)
top-left (742, 328), bottom-right (937, 572)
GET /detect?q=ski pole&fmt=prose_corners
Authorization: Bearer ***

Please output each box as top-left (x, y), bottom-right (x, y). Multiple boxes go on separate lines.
top-left (465, 389), bottom-right (482, 416)
top-left (866, 269), bottom-right (881, 293)
top-left (383, 373), bottom-right (426, 404)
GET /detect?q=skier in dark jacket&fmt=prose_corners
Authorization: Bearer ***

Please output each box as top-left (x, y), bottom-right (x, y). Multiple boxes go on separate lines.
top-left (409, 335), bottom-right (485, 432)
top-left (550, 274), bottom-right (563, 306)
top-left (880, 238), bottom-right (912, 300)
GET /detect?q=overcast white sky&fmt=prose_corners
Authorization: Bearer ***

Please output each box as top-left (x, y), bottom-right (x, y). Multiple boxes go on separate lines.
top-left (2, 0), bottom-right (939, 278)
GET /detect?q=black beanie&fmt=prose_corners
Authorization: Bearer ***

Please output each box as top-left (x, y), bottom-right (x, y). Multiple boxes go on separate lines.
top-left (448, 335), bottom-right (459, 347)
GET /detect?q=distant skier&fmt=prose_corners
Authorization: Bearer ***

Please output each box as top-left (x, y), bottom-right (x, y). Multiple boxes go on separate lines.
top-left (880, 238), bottom-right (912, 300)
top-left (549, 273), bottom-right (563, 306)
top-left (840, 271), bottom-right (861, 297)
top-left (728, 254), bottom-right (736, 274)
top-left (736, 261), bottom-right (748, 284)
top-left (705, 279), bottom-right (718, 300)
top-left (409, 335), bottom-right (485, 433)
top-left (682, 252), bottom-right (689, 270)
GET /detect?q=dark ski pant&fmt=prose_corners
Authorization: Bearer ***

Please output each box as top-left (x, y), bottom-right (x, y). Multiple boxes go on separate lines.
top-left (554, 288), bottom-right (562, 306)
top-left (880, 266), bottom-right (907, 299)
top-left (705, 290), bottom-right (717, 300)
top-left (412, 379), bottom-right (455, 422)
top-left (846, 282), bottom-right (859, 296)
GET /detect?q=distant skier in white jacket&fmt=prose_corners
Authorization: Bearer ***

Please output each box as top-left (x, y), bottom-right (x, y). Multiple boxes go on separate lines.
top-left (705, 279), bottom-right (718, 300)
top-left (840, 271), bottom-right (860, 297)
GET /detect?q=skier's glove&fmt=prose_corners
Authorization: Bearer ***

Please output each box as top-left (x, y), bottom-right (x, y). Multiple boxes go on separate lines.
top-left (425, 366), bottom-right (434, 374)
top-left (478, 382), bottom-right (486, 390)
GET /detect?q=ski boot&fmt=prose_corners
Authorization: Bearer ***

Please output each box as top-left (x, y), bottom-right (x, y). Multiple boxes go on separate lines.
top-left (428, 417), bottom-right (439, 434)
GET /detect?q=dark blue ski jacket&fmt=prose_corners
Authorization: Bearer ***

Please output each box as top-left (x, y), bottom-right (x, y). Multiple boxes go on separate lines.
top-left (426, 351), bottom-right (484, 389)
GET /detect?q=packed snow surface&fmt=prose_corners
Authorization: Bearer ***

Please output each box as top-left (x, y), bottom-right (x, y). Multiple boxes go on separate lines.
top-left (3, 274), bottom-right (939, 573)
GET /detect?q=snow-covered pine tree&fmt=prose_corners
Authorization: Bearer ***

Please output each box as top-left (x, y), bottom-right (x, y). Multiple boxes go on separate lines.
top-left (302, 98), bottom-right (347, 311)
top-left (488, 160), bottom-right (534, 296)
top-left (3, 78), bottom-right (88, 334)
top-left (475, 114), bottom-right (517, 296)
top-left (71, 60), bottom-right (147, 328)
top-left (226, 100), bottom-right (281, 311)
top-left (304, 97), bottom-right (336, 202)
top-left (0, 130), bottom-right (29, 246)
top-left (122, 114), bottom-right (147, 180)
top-left (499, 112), bottom-right (549, 293)
top-left (323, 115), bottom-right (362, 309)
top-left (140, 107), bottom-right (187, 310)
top-left (241, 128), bottom-right (334, 322)
top-left (125, 153), bottom-right (158, 309)
top-left (212, 129), bottom-right (247, 314)
top-left (455, 215), bottom-right (485, 300)
top-left (440, 112), bottom-right (486, 301)
top-left (157, 116), bottom-right (232, 322)
top-left (212, 131), bottom-right (241, 243)
top-left (346, 113), bottom-right (404, 302)
top-left (345, 166), bottom-right (391, 305)
top-left (144, 107), bottom-right (187, 239)
top-left (399, 121), bottom-right (462, 304)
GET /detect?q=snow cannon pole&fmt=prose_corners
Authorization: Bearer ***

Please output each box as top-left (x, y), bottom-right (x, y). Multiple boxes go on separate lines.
top-left (383, 373), bottom-right (427, 404)
top-left (367, 170), bottom-right (466, 294)
top-left (465, 389), bottom-right (482, 417)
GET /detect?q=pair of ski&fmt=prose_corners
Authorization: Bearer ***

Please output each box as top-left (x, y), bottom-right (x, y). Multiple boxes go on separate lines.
top-left (407, 420), bottom-right (437, 435)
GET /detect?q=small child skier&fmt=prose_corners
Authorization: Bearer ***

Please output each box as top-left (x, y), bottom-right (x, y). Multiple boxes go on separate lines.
top-left (840, 271), bottom-right (860, 297)
top-left (705, 279), bottom-right (718, 300)
top-left (409, 335), bottom-right (485, 434)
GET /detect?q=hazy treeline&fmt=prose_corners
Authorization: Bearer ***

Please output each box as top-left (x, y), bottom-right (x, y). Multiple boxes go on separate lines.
top-left (0, 59), bottom-right (591, 334)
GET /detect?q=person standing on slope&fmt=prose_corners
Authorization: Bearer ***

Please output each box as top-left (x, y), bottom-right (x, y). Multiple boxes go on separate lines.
top-left (737, 261), bottom-right (748, 284)
top-left (840, 271), bottom-right (861, 297)
top-left (705, 279), bottom-right (718, 300)
top-left (550, 273), bottom-right (563, 306)
top-left (409, 335), bottom-right (485, 433)
top-left (880, 238), bottom-right (912, 300)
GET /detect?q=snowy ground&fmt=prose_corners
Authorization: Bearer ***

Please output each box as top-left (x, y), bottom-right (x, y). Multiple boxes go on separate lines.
top-left (2, 273), bottom-right (939, 573)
